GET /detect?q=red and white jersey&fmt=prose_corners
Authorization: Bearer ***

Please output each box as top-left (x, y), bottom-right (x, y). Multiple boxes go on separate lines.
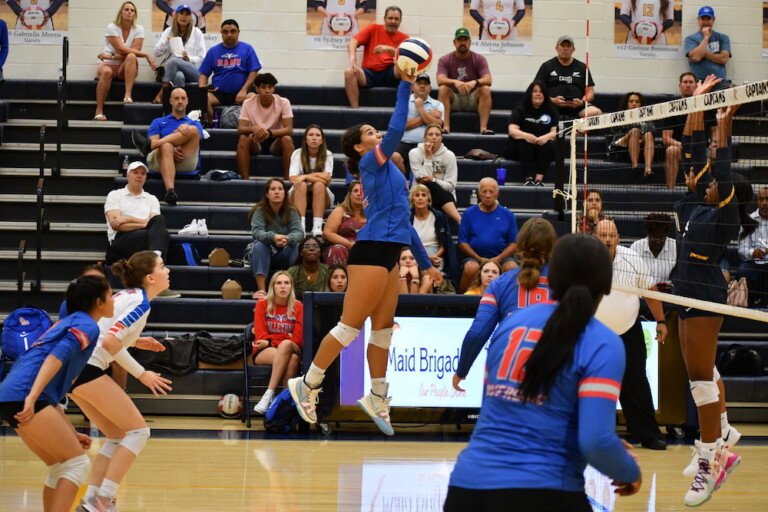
top-left (621, 0), bottom-right (672, 45)
top-left (14, 0), bottom-right (54, 31)
top-left (470, 0), bottom-right (525, 41)
top-left (319, 0), bottom-right (360, 37)
top-left (89, 288), bottom-right (150, 370)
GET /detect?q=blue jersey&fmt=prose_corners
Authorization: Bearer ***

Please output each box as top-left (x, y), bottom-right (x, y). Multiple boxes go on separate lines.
top-left (356, 80), bottom-right (431, 270)
top-left (147, 113), bottom-right (205, 171)
top-left (0, 312), bottom-right (99, 405)
top-left (458, 204), bottom-right (518, 258)
top-left (198, 41), bottom-right (261, 94)
top-left (449, 302), bottom-right (640, 491)
top-left (456, 265), bottom-right (550, 378)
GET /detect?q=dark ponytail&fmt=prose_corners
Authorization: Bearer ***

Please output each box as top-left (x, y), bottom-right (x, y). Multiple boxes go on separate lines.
top-left (65, 275), bottom-right (111, 314)
top-left (519, 235), bottom-right (613, 403)
top-left (341, 124), bottom-right (364, 178)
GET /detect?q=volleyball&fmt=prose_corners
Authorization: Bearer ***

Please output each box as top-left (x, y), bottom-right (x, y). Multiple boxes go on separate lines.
top-left (329, 13), bottom-right (352, 36)
top-left (633, 21), bottom-right (659, 45)
top-left (486, 18), bottom-right (512, 40)
top-left (218, 394), bottom-right (243, 418)
top-left (395, 38), bottom-right (433, 76)
top-left (22, 6), bottom-right (46, 30)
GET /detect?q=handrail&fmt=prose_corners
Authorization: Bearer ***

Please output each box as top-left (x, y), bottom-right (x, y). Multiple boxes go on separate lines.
top-left (33, 126), bottom-right (47, 294)
top-left (16, 240), bottom-right (26, 308)
top-left (54, 37), bottom-right (69, 177)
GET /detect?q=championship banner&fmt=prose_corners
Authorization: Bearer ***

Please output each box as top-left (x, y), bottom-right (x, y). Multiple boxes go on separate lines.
top-left (306, 0), bottom-right (376, 50)
top-left (613, 0), bottom-right (684, 60)
top-left (151, 0), bottom-right (222, 48)
top-left (0, 0), bottom-right (68, 45)
top-left (462, 0), bottom-right (533, 55)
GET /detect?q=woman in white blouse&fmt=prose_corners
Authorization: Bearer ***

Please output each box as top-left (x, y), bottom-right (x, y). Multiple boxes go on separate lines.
top-left (94, 1), bottom-right (155, 120)
top-left (288, 124), bottom-right (335, 237)
top-left (152, 5), bottom-right (207, 103)
top-left (408, 124), bottom-right (461, 225)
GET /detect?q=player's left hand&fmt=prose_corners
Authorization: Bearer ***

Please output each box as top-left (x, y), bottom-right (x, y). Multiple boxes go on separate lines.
top-left (75, 432), bottom-right (92, 450)
top-left (655, 323), bottom-right (668, 343)
top-left (424, 266), bottom-right (443, 287)
top-left (136, 337), bottom-right (165, 352)
top-left (452, 373), bottom-right (466, 392)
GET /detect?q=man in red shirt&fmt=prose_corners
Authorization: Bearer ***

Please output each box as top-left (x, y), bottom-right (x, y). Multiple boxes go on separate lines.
top-left (344, 6), bottom-right (408, 108)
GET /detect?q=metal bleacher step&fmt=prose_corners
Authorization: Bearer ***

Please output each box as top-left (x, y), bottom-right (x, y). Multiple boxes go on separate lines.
top-left (0, 194), bottom-right (104, 204)
top-left (0, 142), bottom-right (119, 152)
top-left (0, 249), bottom-right (104, 261)
top-left (0, 167), bottom-right (117, 178)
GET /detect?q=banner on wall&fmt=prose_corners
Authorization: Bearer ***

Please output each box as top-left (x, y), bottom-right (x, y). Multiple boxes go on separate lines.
top-left (305, 0), bottom-right (376, 50)
top-left (763, 2), bottom-right (767, 60)
top-left (461, 0), bottom-right (533, 55)
top-left (0, 0), bottom-right (68, 45)
top-left (151, 0), bottom-right (222, 48)
top-left (613, 0), bottom-right (684, 59)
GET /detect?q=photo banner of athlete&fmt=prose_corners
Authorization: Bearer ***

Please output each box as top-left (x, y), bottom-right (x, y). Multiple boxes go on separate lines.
top-left (305, 0), bottom-right (376, 50)
top-left (613, 0), bottom-right (684, 60)
top-left (763, 2), bottom-right (768, 60)
top-left (0, 0), bottom-right (68, 45)
top-left (151, 0), bottom-right (222, 48)
top-left (462, 0), bottom-right (533, 55)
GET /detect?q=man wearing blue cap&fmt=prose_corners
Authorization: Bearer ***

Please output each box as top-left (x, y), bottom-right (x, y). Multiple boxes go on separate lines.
top-left (684, 6), bottom-right (730, 82)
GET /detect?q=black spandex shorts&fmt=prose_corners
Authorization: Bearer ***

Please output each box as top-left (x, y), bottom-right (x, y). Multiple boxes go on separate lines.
top-left (71, 363), bottom-right (111, 391)
top-left (211, 90), bottom-right (238, 105)
top-left (443, 486), bottom-right (592, 512)
top-left (347, 240), bottom-right (405, 271)
top-left (0, 400), bottom-right (52, 429)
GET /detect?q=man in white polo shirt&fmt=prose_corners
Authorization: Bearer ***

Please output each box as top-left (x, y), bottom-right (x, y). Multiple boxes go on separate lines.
top-left (594, 219), bottom-right (667, 450)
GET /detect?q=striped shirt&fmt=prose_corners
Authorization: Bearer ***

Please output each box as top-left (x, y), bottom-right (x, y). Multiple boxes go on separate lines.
top-left (89, 288), bottom-right (150, 370)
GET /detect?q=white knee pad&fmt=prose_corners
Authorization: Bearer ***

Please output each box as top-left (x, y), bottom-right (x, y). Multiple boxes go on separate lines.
top-left (330, 322), bottom-right (360, 348)
top-left (368, 328), bottom-right (393, 350)
top-left (690, 380), bottom-right (719, 407)
top-left (712, 366), bottom-right (721, 382)
top-left (119, 427), bottom-right (150, 456)
top-left (56, 454), bottom-right (91, 487)
top-left (44, 462), bottom-right (61, 489)
top-left (98, 438), bottom-right (122, 459)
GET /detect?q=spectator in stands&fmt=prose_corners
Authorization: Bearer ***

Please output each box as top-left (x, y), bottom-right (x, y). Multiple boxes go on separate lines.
top-left (288, 124), bottom-right (334, 236)
top-left (94, 1), bottom-right (155, 121)
top-left (409, 184), bottom-right (459, 285)
top-left (684, 6), bottom-right (730, 83)
top-left (324, 264), bottom-right (349, 292)
top-left (322, 181), bottom-right (367, 266)
top-left (236, 73), bottom-right (294, 180)
top-left (611, 92), bottom-right (656, 178)
top-left (737, 186), bottom-right (768, 307)
top-left (437, 28), bottom-right (494, 135)
top-left (344, 5), bottom-right (408, 108)
top-left (0, 18), bottom-right (7, 84)
top-left (248, 178), bottom-right (304, 299)
top-left (534, 35), bottom-right (601, 119)
top-left (152, 5), bottom-right (206, 103)
top-left (662, 72), bottom-right (696, 189)
top-left (398, 247), bottom-right (434, 294)
top-left (198, 19), bottom-right (260, 125)
top-left (458, 177), bottom-right (518, 292)
top-left (156, 0), bottom-right (216, 33)
top-left (131, 87), bottom-right (204, 206)
top-left (463, 259), bottom-right (501, 296)
top-left (408, 125), bottom-right (461, 225)
top-left (630, 213), bottom-right (677, 292)
top-left (576, 189), bottom-right (607, 235)
top-left (250, 271), bottom-right (303, 415)
top-left (391, 73), bottom-right (444, 177)
top-left (287, 235), bottom-right (329, 300)
top-left (594, 219), bottom-right (668, 451)
top-left (506, 80), bottom-right (559, 186)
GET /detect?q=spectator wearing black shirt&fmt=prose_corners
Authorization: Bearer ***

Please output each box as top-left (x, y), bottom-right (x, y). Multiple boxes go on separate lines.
top-left (506, 80), bottom-right (559, 186)
top-left (534, 35), bottom-right (601, 119)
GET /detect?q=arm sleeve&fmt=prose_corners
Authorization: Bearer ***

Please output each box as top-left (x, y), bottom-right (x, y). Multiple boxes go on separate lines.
top-left (458, 211), bottom-right (472, 244)
top-left (188, 29), bottom-right (207, 67)
top-left (50, 328), bottom-right (94, 363)
top-left (438, 151), bottom-right (458, 193)
top-left (253, 300), bottom-right (269, 344)
top-left (288, 149), bottom-right (303, 177)
top-left (456, 294), bottom-right (500, 378)
top-left (408, 147), bottom-right (427, 179)
top-left (247, 45), bottom-right (262, 73)
top-left (198, 50), bottom-right (213, 76)
top-left (713, 146), bottom-right (733, 208)
top-left (324, 150), bottom-right (335, 175)
top-left (0, 21), bottom-right (7, 69)
top-left (149, 196), bottom-right (161, 215)
top-left (250, 208), bottom-right (275, 244)
top-left (154, 29), bottom-right (170, 58)
top-left (619, 14), bottom-right (632, 28)
top-left (719, 33), bottom-right (731, 56)
top-left (379, 80), bottom-right (411, 158)
top-left (469, 9), bottom-right (484, 25)
top-left (106, 301), bottom-right (149, 345)
top-left (533, 62), bottom-right (548, 84)
top-left (738, 232), bottom-right (753, 261)
top-left (200, 1), bottom-right (216, 15)
top-left (47, 0), bottom-right (65, 16)
top-left (155, 0), bottom-right (173, 15)
top-left (7, 1), bottom-right (22, 16)
top-left (662, 19), bottom-right (674, 31)
top-left (409, 224), bottom-right (433, 271)
top-left (292, 302), bottom-right (304, 348)
top-left (512, 8), bottom-right (525, 24)
top-left (683, 34), bottom-right (697, 57)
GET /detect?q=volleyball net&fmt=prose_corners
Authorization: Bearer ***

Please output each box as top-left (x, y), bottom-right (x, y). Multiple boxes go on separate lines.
top-left (564, 79), bottom-right (768, 322)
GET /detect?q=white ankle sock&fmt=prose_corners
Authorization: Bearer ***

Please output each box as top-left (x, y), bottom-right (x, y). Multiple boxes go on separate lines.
top-left (720, 412), bottom-right (730, 433)
top-left (371, 378), bottom-right (388, 397)
top-left (301, 216), bottom-right (306, 230)
top-left (85, 484), bottom-right (99, 500)
top-left (305, 363), bottom-right (325, 388)
top-left (98, 478), bottom-right (119, 499)
top-left (313, 217), bottom-right (323, 229)
top-left (699, 441), bottom-right (717, 463)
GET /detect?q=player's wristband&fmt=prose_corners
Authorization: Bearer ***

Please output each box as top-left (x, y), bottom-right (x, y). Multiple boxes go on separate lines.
top-left (656, 319), bottom-right (666, 324)
top-left (112, 347), bottom-right (145, 378)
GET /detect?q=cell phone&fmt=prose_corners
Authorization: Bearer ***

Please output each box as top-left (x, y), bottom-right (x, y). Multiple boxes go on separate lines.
top-left (564, 97), bottom-right (575, 101)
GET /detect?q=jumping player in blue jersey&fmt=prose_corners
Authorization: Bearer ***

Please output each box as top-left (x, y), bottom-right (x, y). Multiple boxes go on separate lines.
top-left (0, 276), bottom-right (114, 512)
top-left (445, 234), bottom-right (642, 511)
top-left (453, 217), bottom-right (557, 392)
top-left (673, 75), bottom-right (755, 507)
top-left (288, 72), bottom-right (443, 436)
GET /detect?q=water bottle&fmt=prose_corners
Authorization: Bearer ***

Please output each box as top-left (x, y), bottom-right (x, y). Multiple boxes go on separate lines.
top-left (122, 155), bottom-right (130, 173)
top-left (469, 189), bottom-right (478, 206)
top-left (212, 110), bottom-right (220, 128)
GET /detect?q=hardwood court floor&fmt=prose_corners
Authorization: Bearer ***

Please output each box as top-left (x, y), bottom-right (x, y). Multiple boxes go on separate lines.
top-left (1, 417), bottom-right (767, 512)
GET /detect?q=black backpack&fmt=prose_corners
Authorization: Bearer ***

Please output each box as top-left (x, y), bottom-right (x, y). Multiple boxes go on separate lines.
top-left (717, 344), bottom-right (764, 377)
top-left (263, 388), bottom-right (301, 433)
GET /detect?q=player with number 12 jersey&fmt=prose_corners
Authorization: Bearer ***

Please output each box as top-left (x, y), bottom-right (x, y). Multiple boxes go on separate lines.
top-left (317, 0), bottom-right (364, 37)
top-left (620, 0), bottom-right (674, 46)
top-left (470, 0), bottom-right (525, 41)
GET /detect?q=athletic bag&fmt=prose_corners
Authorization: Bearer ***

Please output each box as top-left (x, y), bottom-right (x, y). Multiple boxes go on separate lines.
top-left (218, 105), bottom-right (242, 129)
top-left (716, 344), bottom-right (764, 377)
top-left (166, 242), bottom-right (202, 266)
top-left (263, 388), bottom-right (301, 433)
top-left (1, 306), bottom-right (53, 361)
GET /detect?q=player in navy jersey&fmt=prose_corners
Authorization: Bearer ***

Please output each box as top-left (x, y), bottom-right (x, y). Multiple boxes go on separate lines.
top-left (445, 234), bottom-right (641, 511)
top-left (0, 276), bottom-right (113, 512)
top-left (672, 75), bottom-right (755, 507)
top-left (453, 218), bottom-right (557, 391)
top-left (288, 72), bottom-right (442, 436)
top-left (69, 251), bottom-right (172, 512)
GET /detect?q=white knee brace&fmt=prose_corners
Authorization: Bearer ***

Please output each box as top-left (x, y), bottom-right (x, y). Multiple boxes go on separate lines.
top-left (56, 454), bottom-right (91, 487)
top-left (44, 462), bottom-right (62, 489)
top-left (330, 322), bottom-right (360, 348)
top-left (119, 427), bottom-right (150, 456)
top-left (690, 380), bottom-right (719, 407)
top-left (712, 366), bottom-right (721, 382)
top-left (99, 438), bottom-right (122, 459)
top-left (368, 328), bottom-right (393, 350)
